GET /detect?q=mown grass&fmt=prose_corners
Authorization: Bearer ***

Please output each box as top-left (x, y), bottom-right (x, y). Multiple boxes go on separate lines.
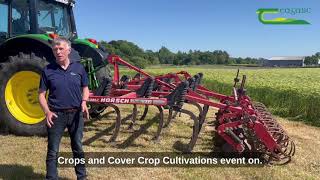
top-left (0, 105), bottom-right (319, 179)
top-left (128, 66), bottom-right (320, 126)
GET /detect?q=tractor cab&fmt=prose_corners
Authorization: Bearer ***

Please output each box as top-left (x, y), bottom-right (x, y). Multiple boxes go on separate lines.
top-left (0, 0), bottom-right (76, 43)
top-left (0, 0), bottom-right (109, 136)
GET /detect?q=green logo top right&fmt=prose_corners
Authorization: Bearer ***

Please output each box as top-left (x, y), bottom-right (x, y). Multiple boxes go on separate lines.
top-left (257, 8), bottom-right (311, 25)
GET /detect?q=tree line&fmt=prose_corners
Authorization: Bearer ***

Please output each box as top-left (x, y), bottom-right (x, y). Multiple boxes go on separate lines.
top-left (304, 53), bottom-right (320, 66)
top-left (99, 40), bottom-right (264, 68)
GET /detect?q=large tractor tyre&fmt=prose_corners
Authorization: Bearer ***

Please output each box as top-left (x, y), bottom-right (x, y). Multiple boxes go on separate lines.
top-left (88, 66), bottom-right (111, 118)
top-left (0, 53), bottom-right (48, 136)
top-left (96, 66), bottom-right (111, 82)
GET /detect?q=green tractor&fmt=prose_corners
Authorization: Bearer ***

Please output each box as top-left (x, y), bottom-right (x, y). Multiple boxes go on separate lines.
top-left (0, 0), bottom-right (109, 136)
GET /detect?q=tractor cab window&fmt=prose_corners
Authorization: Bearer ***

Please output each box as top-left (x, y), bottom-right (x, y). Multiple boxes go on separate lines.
top-left (11, 0), bottom-right (31, 35)
top-left (0, 0), bottom-right (8, 39)
top-left (37, 0), bottom-right (71, 37)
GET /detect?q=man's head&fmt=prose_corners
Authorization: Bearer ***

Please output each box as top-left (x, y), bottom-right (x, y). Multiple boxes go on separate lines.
top-left (52, 37), bottom-right (71, 64)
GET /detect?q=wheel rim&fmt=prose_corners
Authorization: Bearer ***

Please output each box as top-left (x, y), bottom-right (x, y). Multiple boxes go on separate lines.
top-left (5, 71), bottom-right (45, 124)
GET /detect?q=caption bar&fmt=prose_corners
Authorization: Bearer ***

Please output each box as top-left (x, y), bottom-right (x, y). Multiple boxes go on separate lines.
top-left (58, 152), bottom-right (265, 167)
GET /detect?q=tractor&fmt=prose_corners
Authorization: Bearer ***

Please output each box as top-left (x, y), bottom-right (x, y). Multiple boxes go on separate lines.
top-left (0, 0), bottom-right (109, 136)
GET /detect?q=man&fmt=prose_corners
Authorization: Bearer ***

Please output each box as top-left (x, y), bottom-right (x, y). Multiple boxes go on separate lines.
top-left (38, 37), bottom-right (89, 180)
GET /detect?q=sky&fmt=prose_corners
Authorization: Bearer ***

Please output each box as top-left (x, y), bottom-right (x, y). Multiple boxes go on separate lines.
top-left (74, 0), bottom-right (320, 58)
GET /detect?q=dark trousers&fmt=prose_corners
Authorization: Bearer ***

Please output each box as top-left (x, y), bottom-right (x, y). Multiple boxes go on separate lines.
top-left (46, 110), bottom-right (86, 180)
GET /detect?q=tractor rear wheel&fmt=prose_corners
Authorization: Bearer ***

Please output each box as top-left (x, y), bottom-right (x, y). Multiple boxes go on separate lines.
top-left (0, 53), bottom-right (47, 136)
top-left (87, 66), bottom-right (111, 118)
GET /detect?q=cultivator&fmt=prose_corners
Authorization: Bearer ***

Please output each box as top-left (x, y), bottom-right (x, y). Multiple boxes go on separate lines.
top-left (84, 55), bottom-right (295, 165)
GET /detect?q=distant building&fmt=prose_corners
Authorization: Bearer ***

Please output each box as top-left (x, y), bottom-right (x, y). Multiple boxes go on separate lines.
top-left (265, 56), bottom-right (305, 67)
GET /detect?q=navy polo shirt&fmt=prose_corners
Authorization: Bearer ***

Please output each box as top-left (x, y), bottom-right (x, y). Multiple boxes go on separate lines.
top-left (39, 61), bottom-right (89, 110)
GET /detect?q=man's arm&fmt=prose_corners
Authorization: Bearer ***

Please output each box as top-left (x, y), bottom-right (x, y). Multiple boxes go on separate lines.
top-left (39, 91), bottom-right (57, 128)
top-left (39, 91), bottom-right (50, 114)
top-left (39, 69), bottom-right (50, 114)
top-left (80, 62), bottom-right (90, 119)
top-left (81, 86), bottom-right (90, 119)
top-left (82, 86), bottom-right (89, 101)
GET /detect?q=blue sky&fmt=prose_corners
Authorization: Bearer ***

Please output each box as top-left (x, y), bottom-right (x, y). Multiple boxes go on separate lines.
top-left (74, 0), bottom-right (319, 58)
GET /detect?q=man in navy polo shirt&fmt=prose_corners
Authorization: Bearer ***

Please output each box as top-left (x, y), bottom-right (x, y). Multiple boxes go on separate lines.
top-left (38, 37), bottom-right (89, 180)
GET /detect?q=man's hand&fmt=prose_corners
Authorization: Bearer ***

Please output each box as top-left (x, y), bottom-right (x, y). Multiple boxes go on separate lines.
top-left (39, 90), bottom-right (56, 128)
top-left (46, 111), bottom-right (58, 128)
top-left (81, 101), bottom-right (90, 120)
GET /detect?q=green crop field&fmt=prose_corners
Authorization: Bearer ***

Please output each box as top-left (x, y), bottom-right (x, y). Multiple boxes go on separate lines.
top-left (121, 65), bottom-right (320, 126)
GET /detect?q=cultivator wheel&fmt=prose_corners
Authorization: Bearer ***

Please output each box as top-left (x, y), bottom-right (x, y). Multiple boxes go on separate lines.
top-left (251, 102), bottom-right (296, 164)
top-left (214, 101), bottom-right (296, 164)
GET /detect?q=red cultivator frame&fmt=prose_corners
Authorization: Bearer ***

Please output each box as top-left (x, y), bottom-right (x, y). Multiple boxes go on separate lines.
top-left (87, 55), bottom-right (295, 165)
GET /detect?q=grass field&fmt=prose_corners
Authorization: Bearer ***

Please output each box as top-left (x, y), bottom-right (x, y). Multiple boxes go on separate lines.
top-left (0, 105), bottom-right (319, 180)
top-left (138, 65), bottom-right (320, 126)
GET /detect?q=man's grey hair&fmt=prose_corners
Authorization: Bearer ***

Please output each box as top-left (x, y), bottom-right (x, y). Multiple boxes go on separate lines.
top-left (51, 37), bottom-right (71, 49)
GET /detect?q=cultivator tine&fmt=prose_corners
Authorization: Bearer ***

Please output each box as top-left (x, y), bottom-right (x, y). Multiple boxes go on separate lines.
top-left (192, 74), bottom-right (200, 91)
top-left (233, 69), bottom-right (240, 87)
top-left (179, 108), bottom-right (199, 152)
top-left (164, 108), bottom-right (174, 128)
top-left (196, 72), bottom-right (203, 85)
top-left (200, 105), bottom-right (209, 131)
top-left (188, 101), bottom-right (204, 132)
top-left (187, 77), bottom-right (196, 91)
top-left (163, 80), bottom-right (201, 152)
top-left (133, 73), bottom-right (141, 80)
top-left (172, 111), bottom-right (179, 118)
top-left (233, 87), bottom-right (238, 102)
top-left (233, 74), bottom-right (246, 100)
top-left (128, 77), bottom-right (155, 129)
top-left (128, 104), bottom-right (138, 130)
top-left (140, 105), bottom-right (149, 120)
top-left (164, 81), bottom-right (189, 128)
top-left (232, 70), bottom-right (240, 101)
top-left (153, 106), bottom-right (164, 142)
top-left (108, 104), bottom-right (122, 142)
top-left (239, 75), bottom-right (246, 95)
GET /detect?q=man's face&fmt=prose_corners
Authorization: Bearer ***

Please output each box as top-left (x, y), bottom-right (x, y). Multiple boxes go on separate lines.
top-left (52, 41), bottom-right (71, 63)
